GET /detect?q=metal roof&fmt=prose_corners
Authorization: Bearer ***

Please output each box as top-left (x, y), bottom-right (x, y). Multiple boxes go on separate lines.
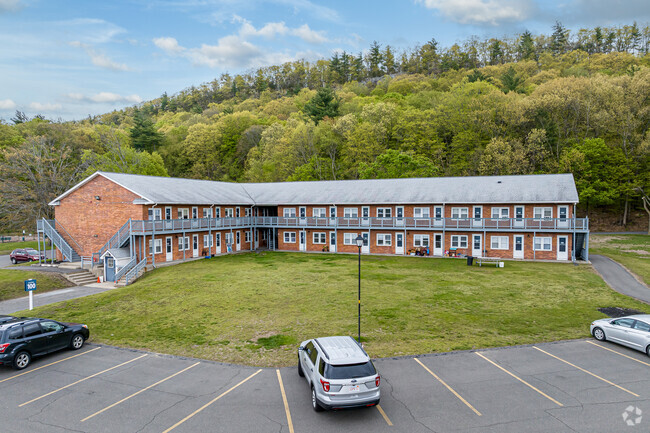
top-left (51, 172), bottom-right (578, 206)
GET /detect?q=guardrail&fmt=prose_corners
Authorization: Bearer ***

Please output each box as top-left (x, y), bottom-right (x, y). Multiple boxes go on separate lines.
top-left (114, 256), bottom-right (137, 282)
top-left (124, 257), bottom-right (147, 285)
top-left (97, 219), bottom-right (132, 259)
top-left (37, 219), bottom-right (76, 262)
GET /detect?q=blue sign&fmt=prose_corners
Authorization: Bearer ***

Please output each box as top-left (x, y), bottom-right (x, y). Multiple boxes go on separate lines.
top-left (24, 279), bottom-right (37, 292)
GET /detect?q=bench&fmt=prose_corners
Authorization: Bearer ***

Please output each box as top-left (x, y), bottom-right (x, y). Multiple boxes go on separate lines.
top-left (476, 257), bottom-right (503, 267)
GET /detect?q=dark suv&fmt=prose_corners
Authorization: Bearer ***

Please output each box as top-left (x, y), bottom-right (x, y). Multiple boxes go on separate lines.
top-left (10, 248), bottom-right (45, 264)
top-left (0, 317), bottom-right (89, 370)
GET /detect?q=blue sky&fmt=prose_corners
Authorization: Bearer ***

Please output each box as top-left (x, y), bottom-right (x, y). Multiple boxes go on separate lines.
top-left (1, 0), bottom-right (648, 121)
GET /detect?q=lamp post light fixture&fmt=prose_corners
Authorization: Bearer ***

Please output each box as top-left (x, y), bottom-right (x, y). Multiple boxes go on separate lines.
top-left (355, 234), bottom-right (364, 344)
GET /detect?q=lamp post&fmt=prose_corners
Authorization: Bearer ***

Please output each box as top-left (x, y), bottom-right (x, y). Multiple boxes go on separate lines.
top-left (355, 234), bottom-right (364, 344)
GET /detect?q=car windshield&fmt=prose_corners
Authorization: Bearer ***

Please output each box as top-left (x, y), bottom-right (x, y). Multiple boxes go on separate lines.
top-left (323, 361), bottom-right (376, 379)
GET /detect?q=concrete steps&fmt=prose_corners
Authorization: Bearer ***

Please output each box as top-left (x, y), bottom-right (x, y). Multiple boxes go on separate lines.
top-left (115, 268), bottom-right (145, 287)
top-left (58, 261), bottom-right (82, 270)
top-left (64, 269), bottom-right (100, 286)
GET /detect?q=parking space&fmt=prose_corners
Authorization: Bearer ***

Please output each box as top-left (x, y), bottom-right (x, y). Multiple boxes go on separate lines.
top-left (1, 340), bottom-right (649, 432)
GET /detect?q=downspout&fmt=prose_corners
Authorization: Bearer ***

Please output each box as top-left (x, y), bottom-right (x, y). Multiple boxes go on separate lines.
top-left (209, 204), bottom-right (214, 257)
top-left (572, 203), bottom-right (576, 262)
top-left (151, 204), bottom-right (157, 268)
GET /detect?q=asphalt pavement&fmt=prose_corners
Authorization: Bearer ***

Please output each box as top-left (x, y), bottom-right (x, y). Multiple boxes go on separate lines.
top-left (590, 254), bottom-right (650, 304)
top-left (0, 285), bottom-right (117, 315)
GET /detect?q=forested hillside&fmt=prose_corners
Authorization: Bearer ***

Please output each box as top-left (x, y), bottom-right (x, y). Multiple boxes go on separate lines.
top-left (1, 22), bottom-right (649, 232)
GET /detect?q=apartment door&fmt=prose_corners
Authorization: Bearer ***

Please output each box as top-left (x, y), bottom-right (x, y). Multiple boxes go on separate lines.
top-left (557, 236), bottom-right (568, 261)
top-left (473, 206), bottom-right (483, 228)
top-left (514, 206), bottom-right (525, 228)
top-left (361, 207), bottom-right (370, 226)
top-left (329, 206), bottom-right (337, 226)
top-left (236, 231), bottom-right (241, 251)
top-left (329, 231), bottom-right (336, 253)
top-left (513, 235), bottom-right (524, 259)
top-left (472, 234), bottom-right (482, 257)
top-left (395, 233), bottom-right (404, 255)
top-left (166, 237), bottom-right (173, 261)
top-left (558, 205), bottom-right (569, 228)
top-left (215, 233), bottom-right (222, 254)
top-left (396, 206), bottom-right (404, 227)
top-left (299, 207), bottom-right (307, 225)
top-left (255, 230), bottom-right (259, 249)
top-left (434, 234), bottom-right (443, 256)
top-left (433, 206), bottom-right (443, 227)
top-left (362, 232), bottom-right (370, 253)
top-left (299, 230), bottom-right (306, 251)
top-left (192, 234), bottom-right (199, 258)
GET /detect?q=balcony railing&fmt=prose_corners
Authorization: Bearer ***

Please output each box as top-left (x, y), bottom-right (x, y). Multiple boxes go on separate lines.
top-left (128, 216), bottom-right (588, 234)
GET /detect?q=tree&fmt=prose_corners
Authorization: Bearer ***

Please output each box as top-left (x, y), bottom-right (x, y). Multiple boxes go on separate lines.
top-left (130, 109), bottom-right (163, 152)
top-left (518, 30), bottom-right (536, 60)
top-left (489, 39), bottom-right (504, 65)
top-left (11, 111), bottom-right (29, 125)
top-left (383, 45), bottom-right (396, 75)
top-left (359, 149), bottom-right (438, 179)
top-left (551, 21), bottom-right (569, 55)
top-left (500, 67), bottom-right (523, 93)
top-left (366, 41), bottom-right (383, 78)
top-left (303, 87), bottom-right (340, 124)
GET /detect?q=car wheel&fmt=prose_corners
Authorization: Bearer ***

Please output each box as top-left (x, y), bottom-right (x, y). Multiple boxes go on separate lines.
top-left (593, 327), bottom-right (606, 341)
top-left (311, 386), bottom-right (323, 412)
top-left (13, 351), bottom-right (31, 370)
top-left (11, 258), bottom-right (16, 264)
top-left (70, 334), bottom-right (85, 350)
top-left (646, 345), bottom-right (650, 358)
top-left (298, 357), bottom-right (304, 377)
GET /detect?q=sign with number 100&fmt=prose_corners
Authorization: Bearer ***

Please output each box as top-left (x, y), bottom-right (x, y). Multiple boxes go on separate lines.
top-left (24, 279), bottom-right (37, 292)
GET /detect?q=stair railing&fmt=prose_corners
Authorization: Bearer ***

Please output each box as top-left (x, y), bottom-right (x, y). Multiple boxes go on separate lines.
top-left (38, 218), bottom-right (75, 262)
top-left (114, 256), bottom-right (137, 282)
top-left (124, 257), bottom-right (147, 285)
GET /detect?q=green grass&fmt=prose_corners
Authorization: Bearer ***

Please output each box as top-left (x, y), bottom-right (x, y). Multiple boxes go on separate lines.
top-left (0, 269), bottom-right (72, 301)
top-left (590, 234), bottom-right (650, 285)
top-left (0, 240), bottom-right (43, 255)
top-left (20, 252), bottom-right (648, 367)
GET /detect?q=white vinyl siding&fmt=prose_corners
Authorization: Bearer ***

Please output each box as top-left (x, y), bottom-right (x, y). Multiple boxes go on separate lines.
top-left (491, 236), bottom-right (509, 250)
top-left (376, 234), bottom-right (392, 246)
top-left (284, 232), bottom-right (296, 243)
top-left (451, 207), bottom-right (469, 219)
top-left (534, 207), bottom-right (553, 220)
top-left (344, 233), bottom-right (358, 245)
top-left (413, 234), bottom-right (429, 247)
top-left (344, 208), bottom-right (359, 218)
top-left (451, 235), bottom-right (468, 248)
top-left (414, 207), bottom-right (430, 218)
top-left (534, 236), bottom-right (552, 251)
top-left (313, 232), bottom-right (326, 244)
top-left (283, 208), bottom-right (297, 217)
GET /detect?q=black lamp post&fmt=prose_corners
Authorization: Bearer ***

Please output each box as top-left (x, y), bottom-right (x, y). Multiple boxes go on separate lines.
top-left (355, 234), bottom-right (364, 344)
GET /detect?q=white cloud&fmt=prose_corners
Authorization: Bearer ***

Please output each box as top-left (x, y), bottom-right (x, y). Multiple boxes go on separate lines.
top-left (29, 102), bottom-right (62, 112)
top-left (0, 0), bottom-right (22, 13)
top-left (153, 37), bottom-right (185, 54)
top-left (189, 35), bottom-right (264, 68)
top-left (291, 24), bottom-right (328, 44)
top-left (417, 0), bottom-right (533, 25)
top-left (56, 18), bottom-right (126, 44)
top-left (67, 92), bottom-right (142, 104)
top-left (0, 99), bottom-right (16, 109)
top-left (69, 41), bottom-right (130, 71)
top-left (233, 15), bottom-right (328, 43)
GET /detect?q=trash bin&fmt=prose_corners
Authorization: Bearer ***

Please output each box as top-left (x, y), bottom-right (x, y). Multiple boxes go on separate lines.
top-left (467, 256), bottom-right (474, 266)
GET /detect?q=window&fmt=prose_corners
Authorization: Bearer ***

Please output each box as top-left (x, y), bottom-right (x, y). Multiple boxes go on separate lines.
top-left (22, 323), bottom-right (42, 338)
top-left (149, 239), bottom-right (162, 254)
top-left (613, 318), bottom-right (635, 328)
top-left (284, 232), bottom-right (296, 243)
top-left (313, 232), bottom-right (326, 244)
top-left (534, 207), bottom-right (553, 219)
top-left (245, 231), bottom-right (251, 243)
top-left (414, 234), bottom-right (430, 247)
top-left (203, 235), bottom-right (213, 248)
top-left (634, 321), bottom-right (650, 332)
top-left (491, 208), bottom-right (510, 218)
top-left (107, 258), bottom-right (115, 268)
top-left (344, 208), bottom-right (358, 218)
top-left (344, 233), bottom-right (358, 245)
top-left (451, 207), bottom-right (469, 219)
top-left (377, 208), bottom-right (392, 218)
top-left (283, 208), bottom-right (297, 217)
top-left (203, 208), bottom-right (212, 218)
top-left (178, 208), bottom-right (189, 219)
top-left (376, 234), bottom-right (392, 246)
top-left (40, 321), bottom-right (63, 333)
top-left (451, 235), bottom-right (468, 248)
top-left (178, 236), bottom-right (190, 251)
top-left (225, 233), bottom-right (234, 244)
top-left (215, 233), bottom-right (221, 247)
top-left (245, 208), bottom-right (251, 217)
top-left (414, 207), bottom-right (430, 218)
top-left (224, 208), bottom-right (234, 218)
top-left (148, 208), bottom-right (162, 220)
top-left (533, 237), bottom-right (552, 251)
top-left (8, 327), bottom-right (22, 340)
top-left (313, 208), bottom-right (327, 218)
top-left (491, 236), bottom-right (509, 250)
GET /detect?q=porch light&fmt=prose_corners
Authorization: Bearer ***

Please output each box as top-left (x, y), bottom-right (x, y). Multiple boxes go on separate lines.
top-left (355, 234), bottom-right (364, 248)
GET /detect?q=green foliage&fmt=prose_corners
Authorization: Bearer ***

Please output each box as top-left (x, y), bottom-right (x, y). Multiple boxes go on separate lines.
top-left (359, 150), bottom-right (439, 179)
top-left (303, 87), bottom-right (340, 124)
top-left (130, 108), bottom-right (163, 152)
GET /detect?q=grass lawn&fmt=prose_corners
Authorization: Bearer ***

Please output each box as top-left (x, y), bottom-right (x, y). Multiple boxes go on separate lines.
top-left (0, 240), bottom-right (41, 255)
top-left (0, 269), bottom-right (72, 301)
top-left (20, 252), bottom-right (649, 367)
top-left (590, 234), bottom-right (650, 285)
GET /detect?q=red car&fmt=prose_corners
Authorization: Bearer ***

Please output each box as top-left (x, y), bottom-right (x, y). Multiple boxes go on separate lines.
top-left (9, 248), bottom-right (44, 264)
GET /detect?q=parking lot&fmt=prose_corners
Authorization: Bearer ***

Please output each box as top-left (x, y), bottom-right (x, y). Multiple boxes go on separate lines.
top-left (2, 339), bottom-right (649, 432)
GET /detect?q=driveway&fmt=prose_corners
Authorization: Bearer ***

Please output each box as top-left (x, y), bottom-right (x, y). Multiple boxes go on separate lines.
top-left (590, 254), bottom-right (650, 304)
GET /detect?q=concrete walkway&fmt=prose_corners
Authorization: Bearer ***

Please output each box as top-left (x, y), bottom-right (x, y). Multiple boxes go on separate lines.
top-left (0, 284), bottom-right (117, 315)
top-left (590, 254), bottom-right (650, 304)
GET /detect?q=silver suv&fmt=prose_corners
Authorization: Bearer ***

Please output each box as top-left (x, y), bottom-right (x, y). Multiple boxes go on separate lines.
top-left (298, 336), bottom-right (380, 411)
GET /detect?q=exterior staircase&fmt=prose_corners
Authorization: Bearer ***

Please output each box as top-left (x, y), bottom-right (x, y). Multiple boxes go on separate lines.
top-left (64, 269), bottom-right (99, 286)
top-left (37, 219), bottom-right (83, 262)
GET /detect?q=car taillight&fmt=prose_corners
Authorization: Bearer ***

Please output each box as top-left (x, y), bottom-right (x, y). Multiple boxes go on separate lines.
top-left (375, 375), bottom-right (381, 387)
top-left (320, 378), bottom-right (330, 392)
top-left (0, 343), bottom-right (9, 353)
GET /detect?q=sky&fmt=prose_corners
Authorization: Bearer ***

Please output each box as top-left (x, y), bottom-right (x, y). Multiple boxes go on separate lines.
top-left (1, 0), bottom-right (648, 121)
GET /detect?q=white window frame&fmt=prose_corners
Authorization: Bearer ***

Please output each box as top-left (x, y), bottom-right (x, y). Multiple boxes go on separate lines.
top-left (451, 235), bottom-right (468, 248)
top-left (215, 233), bottom-right (221, 247)
top-left (451, 207), bottom-right (469, 219)
top-left (491, 207), bottom-right (510, 219)
top-left (225, 232), bottom-right (233, 244)
top-left (414, 207), bottom-right (430, 218)
top-left (245, 231), bottom-right (251, 243)
top-left (414, 234), bottom-right (430, 247)
top-left (245, 208), bottom-right (251, 217)
top-left (165, 206), bottom-right (172, 220)
top-left (192, 207), bottom-right (198, 219)
top-left (203, 234), bottom-right (213, 248)
top-left (284, 231), bottom-right (296, 243)
top-left (148, 208), bottom-right (162, 221)
top-left (534, 207), bottom-right (553, 220)
top-left (377, 208), bottom-right (392, 218)
top-left (344, 208), bottom-right (359, 218)
top-left (203, 208), bottom-right (212, 219)
top-left (224, 208), bottom-right (234, 218)
top-left (283, 208), bottom-right (297, 218)
top-left (313, 208), bottom-right (327, 218)
top-left (214, 208), bottom-right (221, 218)
top-left (534, 236), bottom-right (552, 251)
top-left (312, 232), bottom-right (326, 244)
top-left (344, 233), bottom-right (358, 245)
top-left (149, 238), bottom-right (163, 254)
top-left (376, 233), bottom-right (392, 246)
top-left (178, 208), bottom-right (189, 219)
top-left (490, 236), bottom-right (509, 250)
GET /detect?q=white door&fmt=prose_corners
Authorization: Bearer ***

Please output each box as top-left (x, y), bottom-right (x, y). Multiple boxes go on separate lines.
top-left (299, 207), bottom-right (307, 225)
top-left (472, 234), bottom-right (482, 257)
top-left (362, 232), bottom-right (370, 253)
top-left (215, 233), bottom-right (222, 254)
top-left (433, 206), bottom-right (443, 227)
top-left (166, 237), bottom-right (173, 261)
top-left (514, 206), bottom-right (525, 228)
top-left (299, 231), bottom-right (306, 251)
top-left (473, 206), bottom-right (482, 228)
top-left (361, 207), bottom-right (370, 226)
top-left (558, 206), bottom-right (569, 228)
top-left (329, 231), bottom-right (336, 253)
top-left (396, 206), bottom-right (404, 227)
top-left (395, 233), bottom-right (404, 255)
top-left (557, 236), bottom-right (568, 261)
top-left (254, 230), bottom-right (259, 249)
top-left (192, 234), bottom-right (199, 258)
top-left (434, 234), bottom-right (443, 256)
top-left (329, 206), bottom-right (337, 226)
top-left (236, 231), bottom-right (241, 251)
top-left (513, 235), bottom-right (524, 259)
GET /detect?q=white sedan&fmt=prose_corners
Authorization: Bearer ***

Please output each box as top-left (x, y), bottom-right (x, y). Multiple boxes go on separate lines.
top-left (591, 314), bottom-right (650, 356)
